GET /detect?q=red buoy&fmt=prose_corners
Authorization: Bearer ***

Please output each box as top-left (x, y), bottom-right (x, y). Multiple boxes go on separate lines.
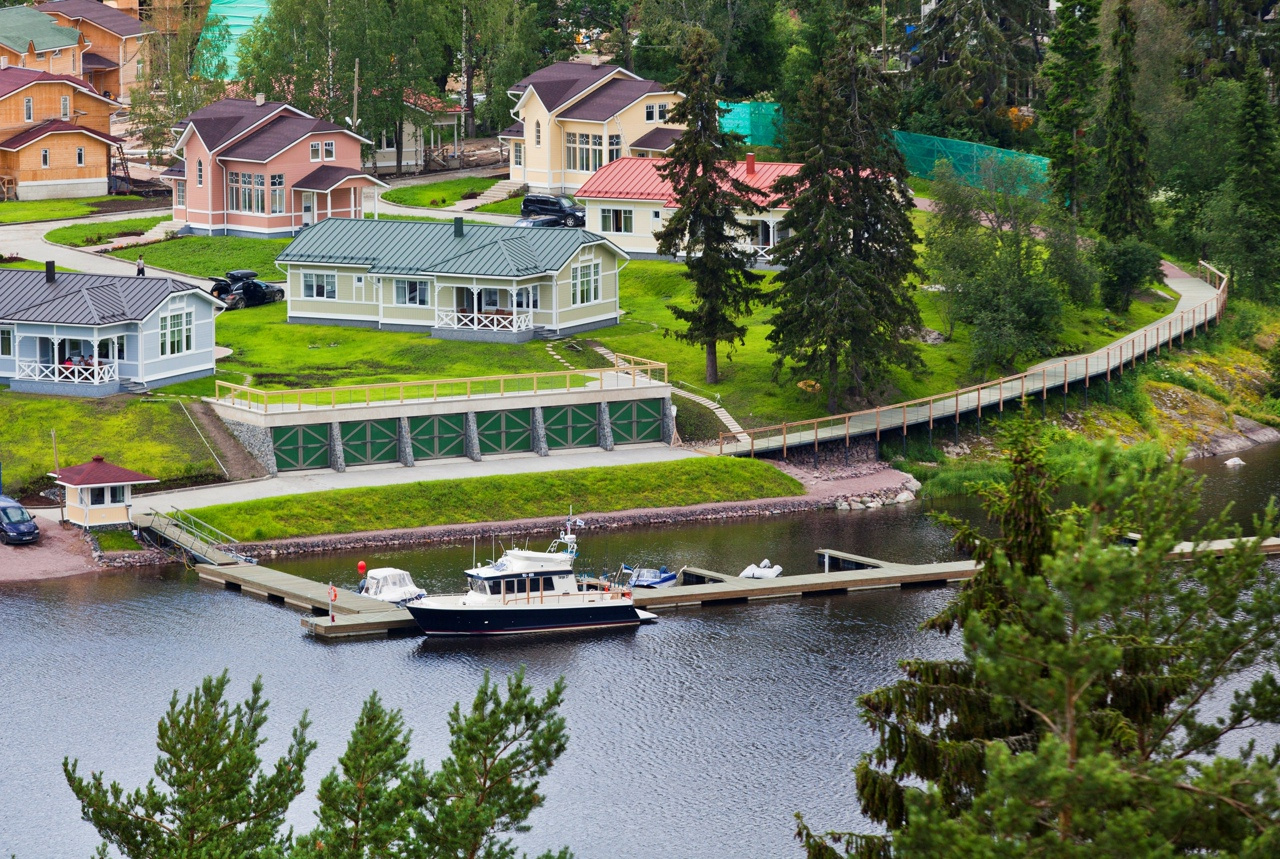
top-left (357, 560), bottom-right (367, 574)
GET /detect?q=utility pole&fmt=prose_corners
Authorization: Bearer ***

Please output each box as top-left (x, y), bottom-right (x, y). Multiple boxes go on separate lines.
top-left (352, 57), bottom-right (359, 130)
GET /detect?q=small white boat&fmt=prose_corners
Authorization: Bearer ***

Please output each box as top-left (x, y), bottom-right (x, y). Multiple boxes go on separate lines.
top-left (358, 567), bottom-right (427, 604)
top-left (739, 559), bottom-right (783, 579)
top-left (623, 563), bottom-right (677, 588)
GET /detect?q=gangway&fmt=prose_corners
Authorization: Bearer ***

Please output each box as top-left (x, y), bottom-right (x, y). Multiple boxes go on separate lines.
top-left (133, 508), bottom-right (255, 566)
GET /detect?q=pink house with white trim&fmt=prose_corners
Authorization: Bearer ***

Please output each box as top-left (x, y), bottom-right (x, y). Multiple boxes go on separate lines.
top-left (165, 96), bottom-right (386, 239)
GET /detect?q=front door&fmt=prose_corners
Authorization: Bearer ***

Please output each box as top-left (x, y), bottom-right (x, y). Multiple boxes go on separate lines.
top-left (301, 192), bottom-right (314, 226)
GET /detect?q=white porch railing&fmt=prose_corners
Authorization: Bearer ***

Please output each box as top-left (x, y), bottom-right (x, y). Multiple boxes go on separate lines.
top-left (435, 310), bottom-right (534, 332)
top-left (16, 360), bottom-right (119, 385)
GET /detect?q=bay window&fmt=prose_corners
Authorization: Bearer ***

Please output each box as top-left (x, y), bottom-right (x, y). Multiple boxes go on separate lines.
top-left (571, 262), bottom-right (601, 305)
top-left (159, 310), bottom-right (193, 356)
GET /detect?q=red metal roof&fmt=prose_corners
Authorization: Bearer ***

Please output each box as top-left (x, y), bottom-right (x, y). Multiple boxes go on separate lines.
top-left (574, 156), bottom-right (801, 208)
top-left (0, 66), bottom-right (107, 100)
top-left (51, 455), bottom-right (158, 487)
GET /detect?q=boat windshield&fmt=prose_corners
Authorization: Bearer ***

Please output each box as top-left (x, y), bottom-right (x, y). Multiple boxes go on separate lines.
top-left (367, 571), bottom-right (415, 596)
top-left (467, 577), bottom-right (488, 595)
top-left (0, 506), bottom-right (31, 524)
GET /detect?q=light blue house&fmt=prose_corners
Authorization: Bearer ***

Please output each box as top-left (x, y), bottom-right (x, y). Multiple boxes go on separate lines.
top-left (0, 263), bottom-right (223, 396)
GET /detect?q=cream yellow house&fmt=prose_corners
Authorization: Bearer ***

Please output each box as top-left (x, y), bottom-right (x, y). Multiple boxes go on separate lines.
top-left (276, 216), bottom-right (629, 343)
top-left (498, 61), bottom-right (682, 194)
top-left (51, 455), bottom-right (157, 528)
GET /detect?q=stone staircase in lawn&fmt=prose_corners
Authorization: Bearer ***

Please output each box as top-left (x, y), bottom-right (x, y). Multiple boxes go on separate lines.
top-left (460, 179), bottom-right (527, 210)
top-left (111, 219), bottom-right (181, 250)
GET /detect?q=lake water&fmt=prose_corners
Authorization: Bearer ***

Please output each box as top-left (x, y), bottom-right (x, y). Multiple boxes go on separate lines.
top-left (2, 445), bottom-right (1277, 858)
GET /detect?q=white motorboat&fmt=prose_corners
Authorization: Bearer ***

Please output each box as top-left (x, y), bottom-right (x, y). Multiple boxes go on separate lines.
top-left (623, 563), bottom-right (677, 588)
top-left (739, 559), bottom-right (783, 579)
top-left (358, 567), bottom-right (427, 604)
top-left (405, 518), bottom-right (657, 636)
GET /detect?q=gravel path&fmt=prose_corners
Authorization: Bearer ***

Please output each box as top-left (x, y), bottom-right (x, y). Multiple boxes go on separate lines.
top-left (0, 521), bottom-right (101, 582)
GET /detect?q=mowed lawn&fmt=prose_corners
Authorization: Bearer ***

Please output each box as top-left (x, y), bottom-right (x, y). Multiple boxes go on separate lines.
top-left (189, 458), bottom-right (804, 541)
top-left (175, 301), bottom-right (566, 394)
top-left (381, 177), bottom-right (499, 208)
top-left (0, 392), bottom-right (219, 494)
top-left (106, 236), bottom-right (291, 281)
top-left (46, 215), bottom-right (172, 248)
top-left (0, 195), bottom-right (142, 224)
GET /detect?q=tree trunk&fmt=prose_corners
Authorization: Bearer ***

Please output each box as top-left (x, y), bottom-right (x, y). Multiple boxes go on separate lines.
top-left (395, 123), bottom-right (404, 175)
top-left (462, 5), bottom-right (476, 138)
top-left (705, 341), bottom-right (719, 384)
top-left (619, 17), bottom-right (633, 71)
top-left (827, 351), bottom-right (839, 414)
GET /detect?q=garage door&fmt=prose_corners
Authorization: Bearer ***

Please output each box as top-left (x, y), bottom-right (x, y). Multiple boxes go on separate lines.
top-left (340, 419), bottom-right (399, 466)
top-left (544, 404), bottom-right (598, 449)
top-left (609, 399), bottom-right (663, 444)
top-left (408, 414), bottom-right (465, 460)
top-left (476, 409), bottom-right (533, 455)
top-left (272, 424), bottom-right (330, 471)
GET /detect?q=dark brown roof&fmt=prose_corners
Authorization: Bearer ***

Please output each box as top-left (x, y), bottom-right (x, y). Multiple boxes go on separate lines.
top-left (160, 159), bottom-right (184, 178)
top-left (293, 164), bottom-right (382, 192)
top-left (558, 79), bottom-right (666, 120)
top-left (499, 120), bottom-right (524, 138)
top-left (41, 0), bottom-right (149, 37)
top-left (81, 51), bottom-right (118, 71)
top-left (509, 61), bottom-right (624, 111)
top-left (0, 66), bottom-right (105, 100)
top-left (175, 98), bottom-right (298, 152)
top-left (219, 115), bottom-right (345, 161)
top-left (0, 118), bottom-right (120, 151)
top-left (52, 455), bottom-right (157, 487)
top-left (0, 269), bottom-right (204, 325)
top-left (631, 126), bottom-right (682, 152)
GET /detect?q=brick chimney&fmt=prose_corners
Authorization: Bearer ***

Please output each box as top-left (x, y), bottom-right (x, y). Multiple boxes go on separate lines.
top-left (746, 153), bottom-right (756, 175)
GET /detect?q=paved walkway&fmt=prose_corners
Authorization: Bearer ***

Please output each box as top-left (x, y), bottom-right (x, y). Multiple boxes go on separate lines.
top-left (0, 207), bottom-right (182, 279)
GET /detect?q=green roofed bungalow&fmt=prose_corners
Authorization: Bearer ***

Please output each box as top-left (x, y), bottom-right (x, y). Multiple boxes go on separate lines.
top-left (276, 217), bottom-right (630, 342)
top-left (0, 5), bottom-right (82, 59)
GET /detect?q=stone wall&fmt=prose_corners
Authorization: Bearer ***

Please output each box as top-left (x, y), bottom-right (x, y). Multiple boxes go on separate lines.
top-left (223, 418), bottom-right (278, 476)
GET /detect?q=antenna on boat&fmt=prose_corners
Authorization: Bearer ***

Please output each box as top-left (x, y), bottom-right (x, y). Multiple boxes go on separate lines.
top-left (472, 535), bottom-right (477, 569)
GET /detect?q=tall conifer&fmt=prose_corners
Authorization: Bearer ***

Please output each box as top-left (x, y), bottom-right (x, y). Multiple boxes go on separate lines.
top-left (654, 27), bottom-right (765, 384)
top-left (1041, 0), bottom-right (1102, 215)
top-left (1096, 0), bottom-right (1154, 241)
top-left (766, 7), bottom-right (921, 412)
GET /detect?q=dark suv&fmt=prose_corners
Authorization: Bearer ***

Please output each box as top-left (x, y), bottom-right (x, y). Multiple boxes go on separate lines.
top-left (210, 270), bottom-right (285, 310)
top-left (0, 495), bottom-right (39, 545)
top-left (520, 195), bottom-right (585, 227)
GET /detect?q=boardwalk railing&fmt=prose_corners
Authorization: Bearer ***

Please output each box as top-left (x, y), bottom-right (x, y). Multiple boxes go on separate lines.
top-left (211, 353), bottom-right (669, 414)
top-left (712, 261), bottom-right (1230, 457)
top-left (141, 507), bottom-right (254, 565)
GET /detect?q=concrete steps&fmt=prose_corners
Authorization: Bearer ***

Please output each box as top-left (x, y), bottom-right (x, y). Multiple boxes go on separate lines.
top-left (461, 179), bottom-right (527, 209)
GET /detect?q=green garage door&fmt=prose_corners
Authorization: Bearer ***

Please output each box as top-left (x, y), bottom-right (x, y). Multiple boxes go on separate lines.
top-left (408, 414), bottom-right (465, 459)
top-left (273, 424), bottom-right (330, 471)
top-left (609, 399), bottom-right (663, 444)
top-left (476, 409), bottom-right (533, 455)
top-left (341, 419), bottom-right (399, 465)
top-left (544, 404), bottom-right (598, 449)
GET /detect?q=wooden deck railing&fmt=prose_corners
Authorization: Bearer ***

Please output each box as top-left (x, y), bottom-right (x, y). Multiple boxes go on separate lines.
top-left (211, 353), bottom-right (668, 414)
top-left (712, 261), bottom-right (1230, 456)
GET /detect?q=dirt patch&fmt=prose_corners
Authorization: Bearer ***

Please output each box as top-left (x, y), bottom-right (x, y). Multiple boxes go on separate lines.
top-left (0, 521), bottom-right (102, 582)
top-left (89, 198), bottom-right (170, 215)
top-left (187, 401), bottom-right (267, 481)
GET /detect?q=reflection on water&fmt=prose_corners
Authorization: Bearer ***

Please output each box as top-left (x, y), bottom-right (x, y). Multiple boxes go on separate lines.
top-left (4, 445), bottom-right (1280, 859)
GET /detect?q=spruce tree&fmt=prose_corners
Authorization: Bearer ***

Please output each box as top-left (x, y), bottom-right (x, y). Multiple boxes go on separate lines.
top-left (799, 424), bottom-right (1280, 857)
top-left (1041, 0), bottom-right (1102, 215)
top-left (1096, 0), bottom-right (1154, 242)
top-left (767, 8), bottom-right (922, 413)
top-left (654, 27), bottom-right (765, 385)
top-left (63, 672), bottom-right (315, 859)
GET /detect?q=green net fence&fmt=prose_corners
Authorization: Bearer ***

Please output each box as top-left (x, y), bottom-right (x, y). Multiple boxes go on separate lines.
top-left (892, 130), bottom-right (1049, 189)
top-left (204, 0), bottom-right (270, 78)
top-left (718, 102), bottom-right (782, 147)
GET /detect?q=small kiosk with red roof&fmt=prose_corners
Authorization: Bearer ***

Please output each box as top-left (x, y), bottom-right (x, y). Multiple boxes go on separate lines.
top-left (50, 455), bottom-right (157, 528)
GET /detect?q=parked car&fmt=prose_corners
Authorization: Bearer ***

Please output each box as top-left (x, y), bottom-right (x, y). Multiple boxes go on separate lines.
top-left (520, 194), bottom-right (585, 227)
top-left (513, 216), bottom-right (564, 228)
top-left (0, 495), bottom-right (39, 545)
top-left (210, 270), bottom-right (285, 310)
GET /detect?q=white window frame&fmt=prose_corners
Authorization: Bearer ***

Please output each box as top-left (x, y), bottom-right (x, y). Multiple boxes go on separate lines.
top-left (393, 277), bottom-right (432, 307)
top-left (60, 95), bottom-right (70, 119)
top-left (158, 309), bottom-right (193, 357)
top-left (515, 285), bottom-right (539, 310)
top-left (109, 485), bottom-right (126, 504)
top-left (570, 261), bottom-right (601, 306)
top-left (481, 288), bottom-right (500, 310)
top-left (600, 208), bottom-right (633, 234)
top-left (75, 146), bottom-right (84, 166)
top-left (175, 180), bottom-right (185, 208)
top-left (302, 272), bottom-right (337, 299)
top-left (658, 103), bottom-right (668, 121)
top-left (310, 141), bottom-right (321, 161)
top-left (40, 149), bottom-right (49, 168)
top-left (323, 141), bottom-right (335, 160)
top-left (23, 97), bottom-right (32, 122)
top-left (645, 104), bottom-right (655, 122)
top-left (0, 327), bottom-right (12, 357)
top-left (196, 159), bottom-right (203, 187)
top-left (270, 173), bottom-right (284, 214)
top-left (513, 142), bottom-right (523, 167)
top-left (535, 120), bottom-right (541, 146)
top-left (608, 134), bottom-right (621, 161)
